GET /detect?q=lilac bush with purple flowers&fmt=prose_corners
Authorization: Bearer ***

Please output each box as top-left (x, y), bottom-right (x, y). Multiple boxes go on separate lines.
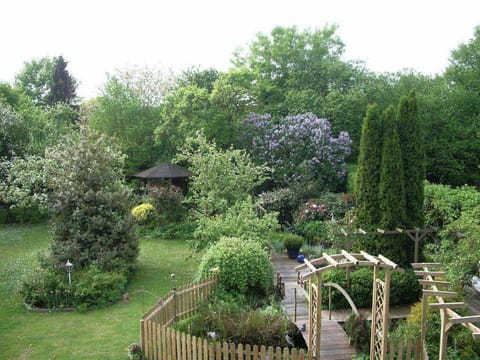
top-left (243, 113), bottom-right (351, 191)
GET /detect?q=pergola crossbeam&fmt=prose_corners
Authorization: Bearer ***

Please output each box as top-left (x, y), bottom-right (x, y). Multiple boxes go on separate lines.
top-left (449, 315), bottom-right (480, 325)
top-left (429, 302), bottom-right (465, 309)
top-left (341, 249), bottom-right (359, 264)
top-left (418, 279), bottom-right (450, 287)
top-left (423, 290), bottom-right (458, 298)
top-left (414, 270), bottom-right (446, 277)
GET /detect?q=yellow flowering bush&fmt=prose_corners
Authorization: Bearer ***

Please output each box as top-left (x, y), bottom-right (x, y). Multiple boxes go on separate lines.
top-left (131, 203), bottom-right (155, 224)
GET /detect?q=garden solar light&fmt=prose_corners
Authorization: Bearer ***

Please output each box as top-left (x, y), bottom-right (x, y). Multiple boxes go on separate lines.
top-left (66, 259), bottom-right (73, 286)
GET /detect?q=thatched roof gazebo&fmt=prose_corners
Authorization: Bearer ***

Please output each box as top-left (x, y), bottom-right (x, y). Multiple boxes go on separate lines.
top-left (134, 162), bottom-right (192, 193)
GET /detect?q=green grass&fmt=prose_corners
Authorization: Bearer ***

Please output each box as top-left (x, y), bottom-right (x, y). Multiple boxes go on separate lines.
top-left (0, 223), bottom-right (198, 359)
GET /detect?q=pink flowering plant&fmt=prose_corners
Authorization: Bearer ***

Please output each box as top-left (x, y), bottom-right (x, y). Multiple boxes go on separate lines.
top-left (242, 113), bottom-right (352, 190)
top-left (295, 200), bottom-right (329, 222)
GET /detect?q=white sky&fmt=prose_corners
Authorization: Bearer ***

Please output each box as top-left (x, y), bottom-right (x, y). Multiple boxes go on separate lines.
top-left (1, 0), bottom-right (479, 100)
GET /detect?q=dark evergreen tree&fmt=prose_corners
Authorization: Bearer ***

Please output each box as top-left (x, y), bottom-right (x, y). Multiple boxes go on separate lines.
top-left (47, 56), bottom-right (77, 107)
top-left (355, 103), bottom-right (383, 230)
top-left (398, 90), bottom-right (425, 227)
top-left (378, 106), bottom-right (409, 265)
top-left (46, 127), bottom-right (138, 269)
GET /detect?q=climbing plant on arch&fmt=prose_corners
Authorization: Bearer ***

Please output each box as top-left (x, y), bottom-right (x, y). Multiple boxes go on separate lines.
top-left (295, 250), bottom-right (403, 360)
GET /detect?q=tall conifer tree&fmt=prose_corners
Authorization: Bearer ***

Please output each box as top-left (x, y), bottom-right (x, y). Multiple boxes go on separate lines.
top-left (47, 56), bottom-right (77, 107)
top-left (356, 103), bottom-right (383, 229)
top-left (398, 90), bottom-right (425, 227)
top-left (378, 106), bottom-right (409, 264)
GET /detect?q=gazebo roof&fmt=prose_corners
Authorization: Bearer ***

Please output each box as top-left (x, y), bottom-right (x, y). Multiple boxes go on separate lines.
top-left (134, 163), bottom-right (193, 179)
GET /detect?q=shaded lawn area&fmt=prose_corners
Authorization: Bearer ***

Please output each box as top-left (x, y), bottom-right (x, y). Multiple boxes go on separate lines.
top-left (0, 223), bottom-right (198, 359)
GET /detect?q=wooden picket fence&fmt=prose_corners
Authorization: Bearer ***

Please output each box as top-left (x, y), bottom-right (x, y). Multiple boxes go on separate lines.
top-left (142, 325), bottom-right (307, 360)
top-left (142, 276), bottom-right (218, 328)
top-left (385, 337), bottom-right (426, 360)
top-left (141, 276), bottom-right (306, 360)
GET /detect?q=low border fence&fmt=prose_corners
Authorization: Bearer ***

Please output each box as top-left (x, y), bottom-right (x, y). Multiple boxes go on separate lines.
top-left (140, 276), bottom-right (307, 360)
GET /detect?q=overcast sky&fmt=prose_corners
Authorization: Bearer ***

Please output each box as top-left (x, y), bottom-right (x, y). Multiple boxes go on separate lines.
top-left (1, 0), bottom-right (479, 100)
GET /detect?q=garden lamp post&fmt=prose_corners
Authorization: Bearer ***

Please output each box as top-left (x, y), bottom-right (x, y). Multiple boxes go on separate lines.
top-left (66, 259), bottom-right (73, 286)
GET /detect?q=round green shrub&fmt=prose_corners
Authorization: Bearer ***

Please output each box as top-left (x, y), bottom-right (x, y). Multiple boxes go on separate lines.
top-left (279, 233), bottom-right (304, 250)
top-left (196, 237), bottom-right (273, 297)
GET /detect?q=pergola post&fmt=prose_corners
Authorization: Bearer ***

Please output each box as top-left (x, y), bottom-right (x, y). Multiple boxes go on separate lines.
top-left (296, 251), bottom-right (401, 360)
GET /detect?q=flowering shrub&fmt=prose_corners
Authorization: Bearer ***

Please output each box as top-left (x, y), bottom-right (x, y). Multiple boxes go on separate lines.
top-left (131, 203), bottom-right (155, 224)
top-left (295, 201), bottom-right (329, 222)
top-left (146, 183), bottom-right (185, 223)
top-left (258, 187), bottom-right (300, 225)
top-left (242, 113), bottom-right (352, 190)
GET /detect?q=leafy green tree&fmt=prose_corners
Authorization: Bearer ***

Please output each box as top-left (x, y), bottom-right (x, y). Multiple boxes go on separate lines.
top-left (398, 90), bottom-right (425, 227)
top-left (442, 25), bottom-right (480, 187)
top-left (45, 126), bottom-right (138, 268)
top-left (88, 69), bottom-right (165, 173)
top-left (155, 85), bottom-right (212, 159)
top-left (355, 104), bottom-right (383, 230)
top-left (177, 67), bottom-right (219, 93)
top-left (175, 132), bottom-right (269, 218)
top-left (15, 57), bottom-right (55, 108)
top-left (47, 56), bottom-right (78, 107)
top-left (0, 104), bottom-right (30, 157)
top-left (209, 69), bottom-right (257, 148)
top-left (235, 25), bottom-right (361, 117)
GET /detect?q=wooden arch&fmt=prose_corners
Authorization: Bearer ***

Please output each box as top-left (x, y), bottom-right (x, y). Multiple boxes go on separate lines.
top-left (295, 250), bottom-right (403, 360)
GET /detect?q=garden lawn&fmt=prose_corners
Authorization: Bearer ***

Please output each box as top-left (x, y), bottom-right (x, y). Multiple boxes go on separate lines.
top-left (0, 223), bottom-right (197, 359)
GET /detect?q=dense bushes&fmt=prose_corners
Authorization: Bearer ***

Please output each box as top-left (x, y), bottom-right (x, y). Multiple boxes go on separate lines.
top-left (21, 263), bottom-right (128, 310)
top-left (173, 296), bottom-right (303, 349)
top-left (196, 237), bottom-right (273, 298)
top-left (424, 183), bottom-right (480, 288)
top-left (322, 268), bottom-right (421, 309)
top-left (193, 199), bottom-right (278, 250)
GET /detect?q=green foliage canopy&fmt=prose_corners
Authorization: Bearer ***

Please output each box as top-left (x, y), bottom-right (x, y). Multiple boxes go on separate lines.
top-left (45, 126), bottom-right (138, 268)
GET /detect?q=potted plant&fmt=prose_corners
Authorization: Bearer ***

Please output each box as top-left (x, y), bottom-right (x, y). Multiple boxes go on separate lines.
top-left (282, 233), bottom-right (304, 259)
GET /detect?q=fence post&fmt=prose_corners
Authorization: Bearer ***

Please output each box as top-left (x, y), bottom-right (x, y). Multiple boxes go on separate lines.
top-left (140, 319), bottom-right (146, 359)
top-left (172, 287), bottom-right (177, 324)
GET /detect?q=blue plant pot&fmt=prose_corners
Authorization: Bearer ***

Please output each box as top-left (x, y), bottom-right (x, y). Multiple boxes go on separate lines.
top-left (287, 248), bottom-right (300, 259)
top-left (297, 254), bottom-right (305, 263)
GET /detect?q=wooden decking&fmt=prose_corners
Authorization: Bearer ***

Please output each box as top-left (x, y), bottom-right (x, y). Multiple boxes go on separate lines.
top-left (272, 251), bottom-right (355, 360)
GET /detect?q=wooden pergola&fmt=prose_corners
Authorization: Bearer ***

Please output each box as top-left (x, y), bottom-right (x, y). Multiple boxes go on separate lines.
top-left (295, 250), bottom-right (403, 360)
top-left (339, 226), bottom-right (436, 263)
top-left (412, 262), bottom-right (480, 359)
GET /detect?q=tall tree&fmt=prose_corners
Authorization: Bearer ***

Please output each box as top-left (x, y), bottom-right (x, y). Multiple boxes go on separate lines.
top-left (88, 68), bottom-right (166, 173)
top-left (15, 57), bottom-right (54, 108)
top-left (379, 106), bottom-right (406, 228)
top-left (378, 106), bottom-right (409, 265)
top-left (398, 90), bottom-right (425, 227)
top-left (234, 25), bottom-right (360, 117)
top-left (47, 55), bottom-right (78, 107)
top-left (46, 126), bottom-right (138, 268)
top-left (355, 103), bottom-right (383, 230)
